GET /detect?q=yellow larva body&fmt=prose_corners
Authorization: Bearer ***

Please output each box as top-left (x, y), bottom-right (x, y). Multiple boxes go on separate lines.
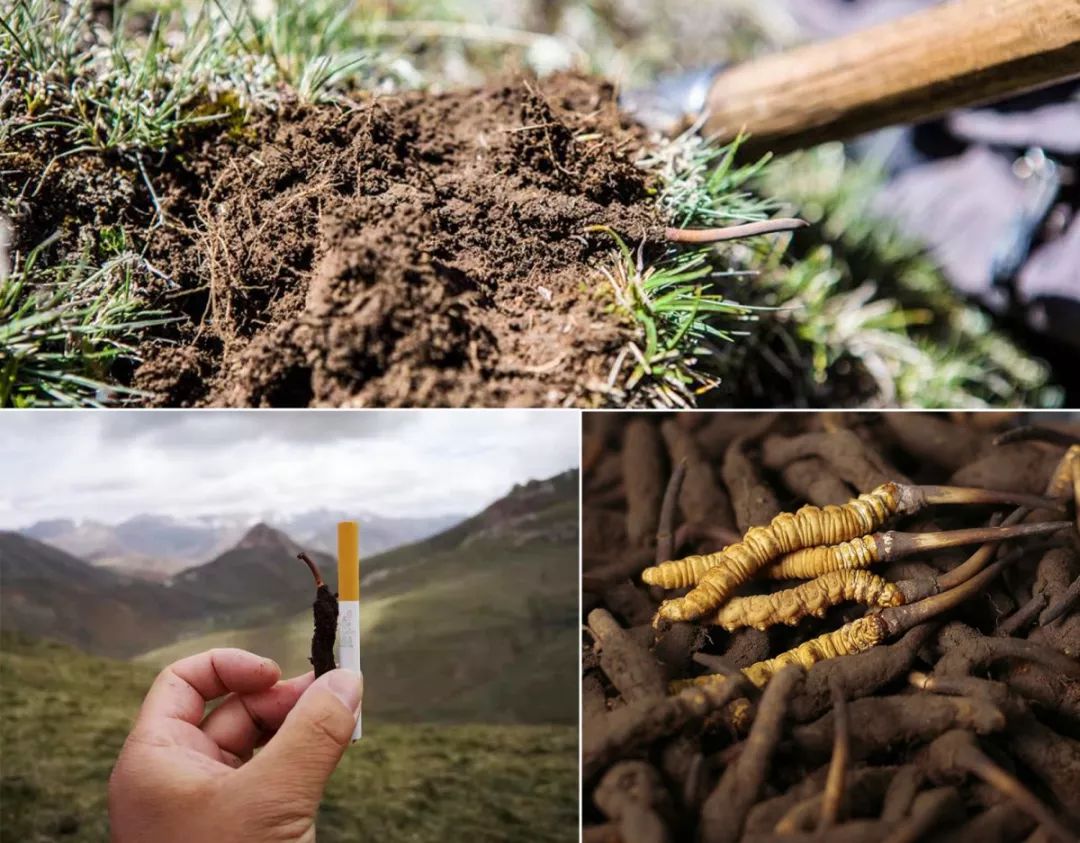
top-left (761, 535), bottom-right (881, 580)
top-left (656, 484), bottom-right (902, 622)
top-left (741, 615), bottom-right (889, 687)
top-left (669, 615), bottom-right (889, 694)
top-left (641, 552), bottom-right (726, 589)
top-left (706, 570), bottom-right (903, 632)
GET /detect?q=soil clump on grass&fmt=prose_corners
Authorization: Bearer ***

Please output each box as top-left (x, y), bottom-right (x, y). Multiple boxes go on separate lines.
top-left (130, 74), bottom-right (660, 406)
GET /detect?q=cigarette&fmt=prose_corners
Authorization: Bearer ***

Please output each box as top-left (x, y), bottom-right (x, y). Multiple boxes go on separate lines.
top-left (337, 521), bottom-right (362, 742)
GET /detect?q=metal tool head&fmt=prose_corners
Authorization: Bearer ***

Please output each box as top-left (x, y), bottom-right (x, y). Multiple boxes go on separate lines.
top-left (618, 65), bottom-right (724, 136)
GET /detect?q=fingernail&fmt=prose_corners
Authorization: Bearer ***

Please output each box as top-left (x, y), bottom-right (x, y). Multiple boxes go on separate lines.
top-left (323, 669), bottom-right (362, 715)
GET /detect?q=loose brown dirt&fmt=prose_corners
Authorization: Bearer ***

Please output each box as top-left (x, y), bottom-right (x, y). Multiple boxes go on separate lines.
top-left (129, 74), bottom-right (660, 406)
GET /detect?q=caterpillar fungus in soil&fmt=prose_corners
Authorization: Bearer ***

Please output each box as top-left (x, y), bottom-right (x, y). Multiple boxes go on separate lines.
top-left (645, 483), bottom-right (1062, 623)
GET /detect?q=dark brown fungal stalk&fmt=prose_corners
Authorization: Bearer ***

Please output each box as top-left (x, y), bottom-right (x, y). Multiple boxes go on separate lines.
top-left (663, 218), bottom-right (807, 244)
top-left (818, 675), bottom-right (850, 830)
top-left (624, 418), bottom-right (666, 549)
top-left (997, 591), bottom-right (1049, 636)
top-left (884, 787), bottom-right (963, 843)
top-left (583, 673), bottom-right (753, 780)
top-left (879, 764), bottom-right (924, 822)
top-left (933, 623), bottom-right (1080, 681)
top-left (770, 767), bottom-right (894, 834)
top-left (780, 457), bottom-right (853, 507)
top-left (1039, 573), bottom-right (1080, 627)
top-left (993, 427), bottom-right (1080, 448)
top-left (298, 551), bottom-right (337, 677)
top-left (760, 521), bottom-right (1068, 581)
top-left (721, 436), bottom-right (781, 533)
top-left (647, 484), bottom-right (1062, 623)
top-left (593, 761), bottom-right (672, 843)
top-left (789, 624), bottom-right (937, 723)
top-left (698, 665), bottom-right (803, 843)
top-left (655, 460), bottom-right (687, 566)
top-left (760, 430), bottom-right (904, 491)
top-left (791, 694), bottom-right (1006, 759)
top-left (920, 730), bottom-right (1076, 843)
top-left (660, 420), bottom-right (733, 530)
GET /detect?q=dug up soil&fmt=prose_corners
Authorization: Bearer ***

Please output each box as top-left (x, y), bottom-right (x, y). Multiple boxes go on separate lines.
top-left (134, 75), bottom-right (661, 407)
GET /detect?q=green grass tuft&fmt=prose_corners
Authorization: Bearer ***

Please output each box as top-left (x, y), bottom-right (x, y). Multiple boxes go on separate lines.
top-left (592, 226), bottom-right (757, 408)
top-left (0, 231), bottom-right (172, 407)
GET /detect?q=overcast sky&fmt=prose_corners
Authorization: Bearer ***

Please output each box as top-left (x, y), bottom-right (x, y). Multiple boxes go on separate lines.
top-left (0, 411), bottom-right (579, 528)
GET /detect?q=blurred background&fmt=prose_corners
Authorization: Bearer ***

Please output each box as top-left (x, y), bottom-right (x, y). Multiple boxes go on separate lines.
top-left (0, 410), bottom-right (580, 842)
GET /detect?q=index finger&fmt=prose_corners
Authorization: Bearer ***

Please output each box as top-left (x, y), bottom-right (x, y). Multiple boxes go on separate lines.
top-left (137, 649), bottom-right (282, 727)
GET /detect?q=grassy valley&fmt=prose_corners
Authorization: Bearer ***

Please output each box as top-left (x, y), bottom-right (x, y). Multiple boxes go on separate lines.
top-left (1, 470), bottom-right (580, 840)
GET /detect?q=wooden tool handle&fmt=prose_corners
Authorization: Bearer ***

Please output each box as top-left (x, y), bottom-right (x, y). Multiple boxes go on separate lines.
top-left (704, 0), bottom-right (1080, 154)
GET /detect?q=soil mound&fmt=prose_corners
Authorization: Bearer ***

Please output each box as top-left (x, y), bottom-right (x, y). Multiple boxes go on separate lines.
top-left (137, 75), bottom-right (659, 406)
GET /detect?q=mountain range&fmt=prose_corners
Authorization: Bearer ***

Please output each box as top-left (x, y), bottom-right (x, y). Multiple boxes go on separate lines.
top-left (20, 509), bottom-right (463, 580)
top-left (0, 470), bottom-right (579, 723)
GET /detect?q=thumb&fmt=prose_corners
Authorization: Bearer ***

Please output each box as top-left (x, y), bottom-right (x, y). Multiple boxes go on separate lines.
top-left (241, 669), bottom-right (362, 814)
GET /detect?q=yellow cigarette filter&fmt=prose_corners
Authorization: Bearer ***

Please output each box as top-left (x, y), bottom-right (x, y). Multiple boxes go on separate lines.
top-left (705, 570), bottom-right (903, 632)
top-left (338, 521), bottom-right (360, 601)
top-left (654, 484), bottom-right (903, 622)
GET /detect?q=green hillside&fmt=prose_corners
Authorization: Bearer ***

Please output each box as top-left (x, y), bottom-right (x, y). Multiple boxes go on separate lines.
top-left (140, 537), bottom-right (579, 724)
top-left (0, 635), bottom-right (577, 843)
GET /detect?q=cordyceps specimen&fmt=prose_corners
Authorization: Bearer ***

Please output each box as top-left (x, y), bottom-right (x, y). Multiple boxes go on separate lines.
top-left (582, 412), bottom-right (1080, 843)
top-left (645, 483), bottom-right (1061, 623)
top-left (675, 541), bottom-right (1039, 691)
top-left (298, 551), bottom-right (337, 676)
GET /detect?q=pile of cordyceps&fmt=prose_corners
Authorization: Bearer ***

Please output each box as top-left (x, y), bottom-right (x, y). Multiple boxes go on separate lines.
top-left (582, 412), bottom-right (1079, 843)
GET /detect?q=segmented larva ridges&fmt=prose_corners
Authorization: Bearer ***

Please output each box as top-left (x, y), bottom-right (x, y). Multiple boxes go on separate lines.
top-left (641, 552), bottom-right (725, 589)
top-left (761, 535), bottom-right (880, 580)
top-left (706, 570), bottom-right (903, 632)
top-left (740, 615), bottom-right (889, 687)
top-left (657, 484), bottom-right (901, 622)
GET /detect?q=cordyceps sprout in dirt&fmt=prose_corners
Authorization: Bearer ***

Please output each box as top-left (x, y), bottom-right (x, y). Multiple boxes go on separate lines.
top-left (1, 0), bottom-right (1064, 409)
top-left (298, 551), bottom-right (337, 676)
top-left (581, 411), bottom-right (1080, 842)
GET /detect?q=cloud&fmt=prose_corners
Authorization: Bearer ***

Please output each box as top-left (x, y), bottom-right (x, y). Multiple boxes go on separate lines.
top-left (0, 410), bottom-right (579, 528)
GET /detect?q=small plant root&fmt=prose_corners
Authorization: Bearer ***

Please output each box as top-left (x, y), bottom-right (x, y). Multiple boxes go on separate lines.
top-left (298, 551), bottom-right (337, 677)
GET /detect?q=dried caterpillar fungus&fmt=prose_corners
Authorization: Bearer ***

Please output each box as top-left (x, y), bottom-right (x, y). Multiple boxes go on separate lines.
top-left (653, 484), bottom-right (904, 622)
top-left (669, 615), bottom-right (890, 692)
top-left (706, 570), bottom-right (903, 632)
top-left (641, 551), bottom-right (727, 589)
top-left (761, 535), bottom-right (881, 580)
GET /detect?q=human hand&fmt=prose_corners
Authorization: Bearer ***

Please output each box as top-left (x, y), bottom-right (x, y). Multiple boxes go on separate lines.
top-left (109, 649), bottom-right (362, 843)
